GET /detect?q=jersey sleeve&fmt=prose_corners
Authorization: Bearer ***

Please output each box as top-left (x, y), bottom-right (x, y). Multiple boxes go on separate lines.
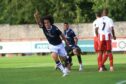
top-left (70, 29), bottom-right (76, 38)
top-left (95, 21), bottom-right (99, 28)
top-left (94, 19), bottom-right (101, 29)
top-left (93, 20), bottom-right (97, 29)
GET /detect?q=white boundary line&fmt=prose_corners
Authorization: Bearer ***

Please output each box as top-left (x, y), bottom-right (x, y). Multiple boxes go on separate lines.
top-left (116, 80), bottom-right (126, 84)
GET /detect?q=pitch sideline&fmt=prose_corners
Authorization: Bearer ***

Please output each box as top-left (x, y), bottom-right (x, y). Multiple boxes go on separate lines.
top-left (116, 80), bottom-right (126, 84)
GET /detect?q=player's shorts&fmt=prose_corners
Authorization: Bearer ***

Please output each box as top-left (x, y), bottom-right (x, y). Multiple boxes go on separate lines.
top-left (98, 34), bottom-right (112, 51)
top-left (65, 45), bottom-right (81, 56)
top-left (94, 36), bottom-right (99, 52)
top-left (49, 43), bottom-right (67, 57)
top-left (71, 45), bottom-right (81, 52)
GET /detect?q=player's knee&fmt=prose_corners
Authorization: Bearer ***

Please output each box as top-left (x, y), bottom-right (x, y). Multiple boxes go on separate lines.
top-left (51, 52), bottom-right (58, 60)
top-left (73, 49), bottom-right (78, 55)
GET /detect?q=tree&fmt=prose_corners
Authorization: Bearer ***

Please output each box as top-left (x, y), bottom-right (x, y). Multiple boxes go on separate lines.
top-left (0, 0), bottom-right (126, 24)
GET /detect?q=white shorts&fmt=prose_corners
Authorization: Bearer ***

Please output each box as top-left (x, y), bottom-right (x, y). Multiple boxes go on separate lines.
top-left (49, 43), bottom-right (67, 57)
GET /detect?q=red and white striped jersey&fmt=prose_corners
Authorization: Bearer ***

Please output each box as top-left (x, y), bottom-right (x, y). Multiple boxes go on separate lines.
top-left (96, 16), bottom-right (114, 41)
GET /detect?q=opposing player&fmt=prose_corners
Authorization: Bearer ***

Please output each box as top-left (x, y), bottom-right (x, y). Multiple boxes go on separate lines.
top-left (93, 10), bottom-right (107, 71)
top-left (95, 8), bottom-right (116, 72)
top-left (93, 11), bottom-right (101, 53)
top-left (34, 10), bottom-right (70, 77)
top-left (101, 8), bottom-right (116, 71)
top-left (64, 22), bottom-right (83, 71)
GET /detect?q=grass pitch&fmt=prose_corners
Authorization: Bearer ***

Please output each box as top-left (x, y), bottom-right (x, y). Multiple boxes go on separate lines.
top-left (0, 53), bottom-right (126, 84)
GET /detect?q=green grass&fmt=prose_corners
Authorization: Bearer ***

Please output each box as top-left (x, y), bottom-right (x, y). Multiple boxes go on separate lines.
top-left (0, 53), bottom-right (126, 84)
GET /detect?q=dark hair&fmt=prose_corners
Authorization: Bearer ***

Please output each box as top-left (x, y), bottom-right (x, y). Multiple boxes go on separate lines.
top-left (95, 9), bottom-right (102, 17)
top-left (41, 15), bottom-right (54, 25)
top-left (102, 8), bottom-right (109, 15)
top-left (64, 22), bottom-right (69, 25)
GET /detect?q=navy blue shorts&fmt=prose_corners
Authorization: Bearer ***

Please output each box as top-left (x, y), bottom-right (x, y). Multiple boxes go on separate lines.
top-left (65, 45), bottom-right (81, 56)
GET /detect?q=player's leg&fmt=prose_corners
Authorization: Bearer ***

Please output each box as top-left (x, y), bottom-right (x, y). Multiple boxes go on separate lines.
top-left (94, 36), bottom-right (100, 70)
top-left (98, 51), bottom-right (103, 72)
top-left (51, 52), bottom-right (68, 76)
top-left (102, 51), bottom-right (108, 71)
top-left (51, 52), bottom-right (64, 71)
top-left (67, 53), bottom-right (73, 68)
top-left (49, 44), bottom-right (68, 76)
top-left (98, 40), bottom-right (105, 72)
top-left (107, 51), bottom-right (113, 72)
top-left (102, 52), bottom-right (108, 65)
top-left (73, 46), bottom-right (83, 71)
top-left (65, 46), bottom-right (73, 66)
top-left (58, 43), bottom-right (71, 72)
top-left (68, 55), bottom-right (72, 66)
top-left (94, 36), bottom-right (99, 53)
top-left (99, 34), bottom-right (112, 71)
top-left (54, 56), bottom-right (64, 70)
top-left (94, 36), bottom-right (107, 71)
top-left (106, 40), bottom-right (114, 71)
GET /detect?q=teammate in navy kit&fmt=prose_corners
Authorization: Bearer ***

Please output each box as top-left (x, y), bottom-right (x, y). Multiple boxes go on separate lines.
top-left (64, 22), bottom-right (83, 71)
top-left (34, 10), bottom-right (70, 77)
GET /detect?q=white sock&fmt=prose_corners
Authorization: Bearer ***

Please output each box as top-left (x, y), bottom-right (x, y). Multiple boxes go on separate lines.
top-left (57, 62), bottom-right (65, 73)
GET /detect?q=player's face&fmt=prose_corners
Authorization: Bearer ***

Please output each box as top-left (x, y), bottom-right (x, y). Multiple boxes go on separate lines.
top-left (44, 20), bottom-right (51, 29)
top-left (64, 24), bottom-right (69, 30)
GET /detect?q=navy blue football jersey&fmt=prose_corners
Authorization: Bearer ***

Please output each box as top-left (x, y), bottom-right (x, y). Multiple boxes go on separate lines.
top-left (64, 28), bottom-right (76, 46)
top-left (41, 25), bottom-right (62, 45)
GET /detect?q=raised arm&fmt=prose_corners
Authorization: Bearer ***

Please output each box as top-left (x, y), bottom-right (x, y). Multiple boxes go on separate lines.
top-left (34, 9), bottom-right (43, 28)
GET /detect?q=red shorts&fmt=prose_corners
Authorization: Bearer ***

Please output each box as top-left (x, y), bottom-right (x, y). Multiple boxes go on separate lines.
top-left (98, 34), bottom-right (112, 51)
top-left (94, 36), bottom-right (99, 52)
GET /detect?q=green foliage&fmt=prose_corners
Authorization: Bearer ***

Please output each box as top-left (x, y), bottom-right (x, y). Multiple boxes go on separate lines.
top-left (0, 0), bottom-right (126, 24)
top-left (92, 0), bottom-right (126, 21)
